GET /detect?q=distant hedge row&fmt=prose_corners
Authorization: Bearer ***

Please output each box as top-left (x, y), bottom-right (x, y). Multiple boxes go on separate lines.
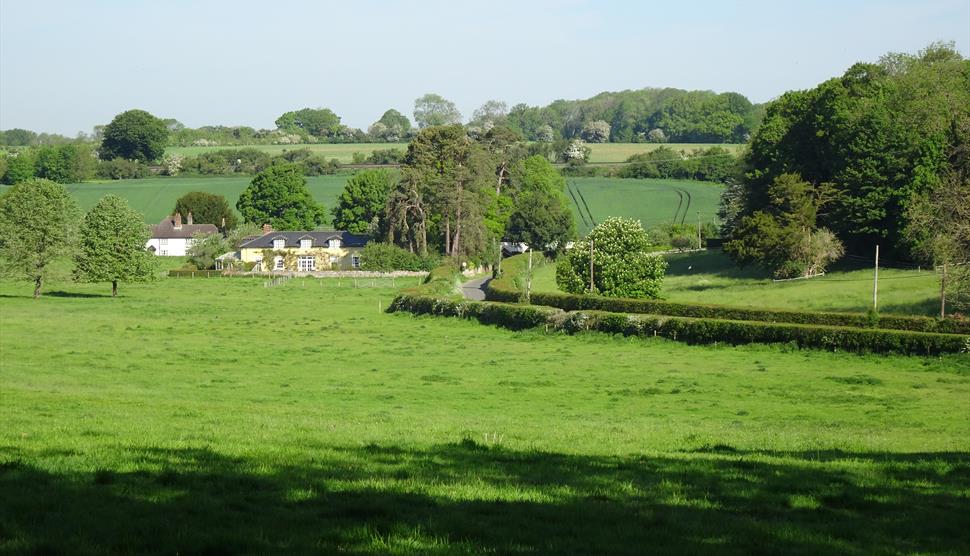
top-left (484, 270), bottom-right (970, 335)
top-left (390, 294), bottom-right (970, 355)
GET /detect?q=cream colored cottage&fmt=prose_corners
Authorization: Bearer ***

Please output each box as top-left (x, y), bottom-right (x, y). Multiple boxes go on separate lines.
top-left (238, 229), bottom-right (369, 271)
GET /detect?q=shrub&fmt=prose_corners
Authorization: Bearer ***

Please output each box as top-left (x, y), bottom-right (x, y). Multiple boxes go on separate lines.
top-left (359, 242), bottom-right (439, 272)
top-left (96, 158), bottom-right (151, 180)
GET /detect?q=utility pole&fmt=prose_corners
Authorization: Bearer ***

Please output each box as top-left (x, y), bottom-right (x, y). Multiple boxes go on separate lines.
top-left (873, 244), bottom-right (879, 311)
top-left (941, 262), bottom-right (947, 318)
top-left (526, 247), bottom-right (533, 302)
top-left (589, 238), bottom-right (595, 293)
top-left (696, 211), bottom-right (702, 250)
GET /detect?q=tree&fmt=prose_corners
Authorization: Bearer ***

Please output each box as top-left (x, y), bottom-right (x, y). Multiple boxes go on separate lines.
top-left (646, 128), bottom-right (666, 143)
top-left (2, 150), bottom-right (37, 184)
top-left (99, 109), bottom-right (169, 162)
top-left (236, 164), bottom-right (327, 230)
top-left (581, 120), bottom-right (611, 143)
top-left (372, 109), bottom-right (412, 141)
top-left (0, 179), bottom-right (80, 298)
top-left (331, 169), bottom-right (393, 234)
top-left (556, 217), bottom-right (667, 298)
top-left (35, 144), bottom-right (94, 183)
top-left (536, 125), bottom-right (555, 142)
top-left (74, 195), bottom-right (157, 296)
top-left (506, 190), bottom-right (575, 256)
top-left (471, 100), bottom-right (508, 126)
top-left (186, 232), bottom-right (229, 270)
top-left (275, 108), bottom-right (342, 139)
top-left (724, 174), bottom-right (844, 278)
top-left (413, 93), bottom-right (462, 128)
top-left (173, 191), bottom-right (238, 231)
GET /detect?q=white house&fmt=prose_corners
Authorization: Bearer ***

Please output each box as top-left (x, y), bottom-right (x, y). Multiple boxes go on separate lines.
top-left (146, 213), bottom-right (219, 256)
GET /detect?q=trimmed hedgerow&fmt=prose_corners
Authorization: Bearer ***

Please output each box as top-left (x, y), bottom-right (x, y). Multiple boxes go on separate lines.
top-left (390, 293), bottom-right (969, 355)
top-left (398, 262), bottom-right (460, 297)
top-left (388, 294), bottom-right (561, 331)
top-left (488, 254), bottom-right (538, 303)
top-left (485, 276), bottom-right (969, 335)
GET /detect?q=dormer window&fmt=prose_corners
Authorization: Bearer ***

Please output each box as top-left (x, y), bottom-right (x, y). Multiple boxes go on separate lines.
top-left (328, 238), bottom-right (341, 249)
top-left (300, 238), bottom-right (312, 249)
top-left (273, 238), bottom-right (285, 250)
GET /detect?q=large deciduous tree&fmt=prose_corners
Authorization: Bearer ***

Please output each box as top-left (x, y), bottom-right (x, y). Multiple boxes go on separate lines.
top-left (74, 195), bottom-right (157, 296)
top-left (556, 217), bottom-right (667, 298)
top-left (274, 108), bottom-right (342, 139)
top-left (413, 93), bottom-right (462, 129)
top-left (173, 191), bottom-right (238, 231)
top-left (0, 179), bottom-right (80, 298)
top-left (505, 156), bottom-right (575, 255)
top-left (99, 109), bottom-right (169, 162)
top-left (331, 169), bottom-right (394, 234)
top-left (236, 164), bottom-right (327, 230)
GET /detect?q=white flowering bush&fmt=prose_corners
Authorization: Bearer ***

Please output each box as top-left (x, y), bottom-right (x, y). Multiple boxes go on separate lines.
top-left (556, 217), bottom-right (668, 298)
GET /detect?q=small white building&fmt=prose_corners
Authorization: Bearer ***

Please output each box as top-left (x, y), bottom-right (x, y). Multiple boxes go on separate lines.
top-left (146, 213), bottom-right (219, 256)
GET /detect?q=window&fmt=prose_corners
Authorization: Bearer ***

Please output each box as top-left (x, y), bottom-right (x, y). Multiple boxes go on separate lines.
top-left (274, 256), bottom-right (284, 270)
top-left (159, 238), bottom-right (169, 246)
top-left (160, 250), bottom-right (168, 256)
top-left (300, 238), bottom-right (312, 249)
top-left (298, 255), bottom-right (315, 272)
top-left (351, 255), bottom-right (361, 269)
top-left (328, 238), bottom-right (341, 249)
top-left (273, 238), bottom-right (285, 250)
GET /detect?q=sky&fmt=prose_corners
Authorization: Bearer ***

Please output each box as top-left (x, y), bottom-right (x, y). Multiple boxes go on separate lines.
top-left (1, 0), bottom-right (968, 136)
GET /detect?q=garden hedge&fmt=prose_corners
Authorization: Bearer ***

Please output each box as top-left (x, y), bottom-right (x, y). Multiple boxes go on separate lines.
top-left (390, 293), bottom-right (969, 355)
top-left (485, 273), bottom-right (969, 335)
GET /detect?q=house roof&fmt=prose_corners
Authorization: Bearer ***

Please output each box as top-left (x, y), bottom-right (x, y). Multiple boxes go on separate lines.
top-left (151, 216), bottom-right (219, 239)
top-left (239, 230), bottom-right (370, 249)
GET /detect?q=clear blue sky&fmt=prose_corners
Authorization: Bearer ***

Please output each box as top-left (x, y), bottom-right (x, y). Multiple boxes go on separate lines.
top-left (2, 0), bottom-right (968, 135)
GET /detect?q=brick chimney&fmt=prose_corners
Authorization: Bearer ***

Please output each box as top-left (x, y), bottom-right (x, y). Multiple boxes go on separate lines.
top-left (173, 213), bottom-right (182, 230)
top-left (186, 212), bottom-right (193, 225)
top-left (262, 223), bottom-right (272, 234)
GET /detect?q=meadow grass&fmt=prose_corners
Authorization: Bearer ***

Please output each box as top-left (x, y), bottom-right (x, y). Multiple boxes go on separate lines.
top-left (531, 250), bottom-right (944, 316)
top-left (164, 143), bottom-right (743, 165)
top-left (1, 272), bottom-right (968, 554)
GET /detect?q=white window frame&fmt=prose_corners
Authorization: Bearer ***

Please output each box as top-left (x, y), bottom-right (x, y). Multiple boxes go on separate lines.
top-left (273, 238), bottom-right (285, 250)
top-left (328, 239), bottom-right (341, 249)
top-left (298, 255), bottom-right (315, 272)
top-left (159, 238), bottom-right (169, 246)
top-left (351, 255), bottom-right (361, 269)
top-left (160, 249), bottom-right (168, 256)
top-left (300, 238), bottom-right (312, 249)
top-left (274, 256), bottom-right (284, 270)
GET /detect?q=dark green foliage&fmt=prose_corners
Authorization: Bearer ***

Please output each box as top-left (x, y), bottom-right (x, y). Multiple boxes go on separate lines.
top-left (275, 108), bottom-right (342, 139)
top-left (740, 44), bottom-right (970, 258)
top-left (389, 294), bottom-right (559, 331)
top-left (235, 164), bottom-right (327, 230)
top-left (99, 109), bottom-right (169, 162)
top-left (95, 158), bottom-right (151, 180)
top-left (2, 151), bottom-right (37, 184)
top-left (506, 88), bottom-right (762, 143)
top-left (34, 144), bottom-right (95, 183)
top-left (506, 156), bottom-right (575, 254)
top-left (173, 192), bottom-right (238, 231)
top-left (366, 149), bottom-right (405, 164)
top-left (620, 146), bottom-right (740, 183)
top-left (73, 195), bottom-right (157, 296)
top-left (181, 148), bottom-right (272, 175)
top-left (359, 242), bottom-right (439, 272)
top-left (276, 148), bottom-right (341, 176)
top-left (331, 169), bottom-right (393, 234)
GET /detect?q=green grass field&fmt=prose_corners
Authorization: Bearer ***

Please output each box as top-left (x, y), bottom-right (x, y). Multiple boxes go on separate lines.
top-left (165, 143), bottom-right (743, 164)
top-left (566, 178), bottom-right (724, 235)
top-left (63, 176), bottom-right (350, 223)
top-left (1, 272), bottom-right (968, 554)
top-left (56, 175), bottom-right (723, 230)
top-left (531, 250), bottom-right (944, 316)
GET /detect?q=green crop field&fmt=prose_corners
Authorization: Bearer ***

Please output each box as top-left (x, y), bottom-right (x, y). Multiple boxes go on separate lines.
top-left (1, 272), bottom-right (968, 554)
top-left (531, 250), bottom-right (944, 316)
top-left (62, 176), bottom-right (351, 223)
top-left (49, 176), bottom-right (722, 231)
top-left (164, 143), bottom-right (743, 164)
top-left (565, 177), bottom-right (724, 235)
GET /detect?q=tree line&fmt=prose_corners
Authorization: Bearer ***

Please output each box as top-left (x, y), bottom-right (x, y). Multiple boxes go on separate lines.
top-left (720, 42), bottom-right (969, 314)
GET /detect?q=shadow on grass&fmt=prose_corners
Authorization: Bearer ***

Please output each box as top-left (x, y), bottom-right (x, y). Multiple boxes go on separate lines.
top-left (1, 443), bottom-right (967, 554)
top-left (664, 250), bottom-right (765, 280)
top-left (0, 291), bottom-right (113, 300)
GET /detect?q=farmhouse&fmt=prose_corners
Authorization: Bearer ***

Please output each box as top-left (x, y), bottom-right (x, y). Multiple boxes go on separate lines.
top-left (146, 213), bottom-right (218, 256)
top-left (238, 226), bottom-right (369, 271)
